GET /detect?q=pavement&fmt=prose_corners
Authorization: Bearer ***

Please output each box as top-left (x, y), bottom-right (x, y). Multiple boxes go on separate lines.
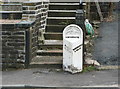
top-left (1, 68), bottom-right (119, 88)
top-left (1, 2), bottom-right (120, 89)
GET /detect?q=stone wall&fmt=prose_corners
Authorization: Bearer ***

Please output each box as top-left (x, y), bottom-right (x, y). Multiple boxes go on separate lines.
top-left (1, 4), bottom-right (22, 11)
top-left (1, 21), bottom-right (37, 68)
top-left (22, 0), bottom-right (49, 43)
top-left (2, 22), bottom-right (26, 64)
top-left (1, 0), bottom-right (49, 68)
top-left (0, 4), bottom-right (22, 19)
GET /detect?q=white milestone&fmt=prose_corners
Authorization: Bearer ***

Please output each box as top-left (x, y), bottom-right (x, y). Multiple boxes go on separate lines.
top-left (63, 24), bottom-right (83, 74)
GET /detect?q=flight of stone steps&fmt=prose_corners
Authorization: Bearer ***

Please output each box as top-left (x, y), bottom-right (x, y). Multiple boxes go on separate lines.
top-left (31, 2), bottom-right (85, 65)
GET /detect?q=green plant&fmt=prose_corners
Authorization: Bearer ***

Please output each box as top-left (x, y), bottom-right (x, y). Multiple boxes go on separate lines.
top-left (82, 65), bottom-right (98, 72)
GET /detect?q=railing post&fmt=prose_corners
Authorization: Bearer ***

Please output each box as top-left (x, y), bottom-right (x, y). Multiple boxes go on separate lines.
top-left (25, 29), bottom-right (31, 68)
top-left (76, 10), bottom-right (85, 31)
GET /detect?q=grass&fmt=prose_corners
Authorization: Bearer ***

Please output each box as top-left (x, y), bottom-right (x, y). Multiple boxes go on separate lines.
top-left (82, 65), bottom-right (98, 73)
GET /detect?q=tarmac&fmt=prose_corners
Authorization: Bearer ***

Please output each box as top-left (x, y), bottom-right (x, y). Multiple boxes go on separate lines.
top-left (1, 68), bottom-right (119, 88)
top-left (93, 11), bottom-right (118, 65)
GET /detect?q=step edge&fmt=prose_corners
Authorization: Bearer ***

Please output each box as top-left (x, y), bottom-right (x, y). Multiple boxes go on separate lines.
top-left (44, 32), bottom-right (63, 34)
top-left (39, 44), bottom-right (63, 46)
top-left (30, 62), bottom-right (62, 65)
top-left (46, 25), bottom-right (67, 26)
top-left (37, 50), bottom-right (63, 53)
top-left (49, 3), bottom-right (79, 5)
top-left (47, 17), bottom-right (76, 19)
top-left (48, 10), bottom-right (76, 12)
top-left (0, 11), bottom-right (23, 13)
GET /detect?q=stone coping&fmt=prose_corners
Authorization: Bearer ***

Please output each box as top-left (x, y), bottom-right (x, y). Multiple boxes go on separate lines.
top-left (16, 20), bottom-right (35, 27)
top-left (1, 0), bottom-right (29, 2)
top-left (1, 0), bottom-right (49, 3)
top-left (0, 19), bottom-right (21, 24)
top-left (0, 11), bottom-right (23, 13)
top-left (0, 19), bottom-right (35, 27)
top-left (0, 4), bottom-right (22, 5)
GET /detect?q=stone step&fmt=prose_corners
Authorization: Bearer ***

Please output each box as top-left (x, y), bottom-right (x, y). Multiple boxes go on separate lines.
top-left (47, 18), bottom-right (75, 25)
top-left (31, 56), bottom-right (62, 64)
top-left (49, 3), bottom-right (80, 5)
top-left (50, 0), bottom-right (81, 3)
top-left (49, 2), bottom-right (86, 6)
top-left (44, 32), bottom-right (63, 40)
top-left (37, 50), bottom-right (63, 56)
top-left (48, 11), bottom-right (76, 17)
top-left (46, 25), bottom-right (66, 32)
top-left (49, 4), bottom-right (80, 10)
top-left (39, 40), bottom-right (89, 50)
top-left (43, 40), bottom-right (63, 45)
top-left (38, 40), bottom-right (63, 50)
top-left (39, 44), bottom-right (63, 50)
top-left (48, 10), bottom-right (76, 12)
top-left (47, 17), bottom-right (75, 19)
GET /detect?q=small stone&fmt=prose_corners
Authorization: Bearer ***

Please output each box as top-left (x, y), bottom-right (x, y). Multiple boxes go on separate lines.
top-left (55, 69), bottom-right (61, 72)
top-left (93, 21), bottom-right (101, 25)
top-left (85, 58), bottom-right (100, 66)
top-left (93, 25), bottom-right (99, 28)
top-left (86, 35), bottom-right (91, 40)
top-left (86, 53), bottom-right (92, 57)
top-left (84, 40), bottom-right (89, 45)
top-left (92, 74), bottom-right (95, 77)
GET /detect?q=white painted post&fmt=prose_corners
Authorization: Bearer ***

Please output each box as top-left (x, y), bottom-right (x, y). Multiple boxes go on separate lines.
top-left (63, 24), bottom-right (83, 74)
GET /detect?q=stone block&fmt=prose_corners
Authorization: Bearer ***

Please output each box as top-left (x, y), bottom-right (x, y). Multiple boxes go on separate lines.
top-left (2, 31), bottom-right (11, 35)
top-left (12, 31), bottom-right (25, 35)
top-left (7, 42), bottom-right (25, 46)
top-left (1, 4), bottom-right (22, 11)
top-left (22, 6), bottom-right (29, 10)
top-left (2, 24), bottom-right (15, 29)
top-left (29, 6), bottom-right (37, 10)
top-left (23, 3), bottom-right (36, 6)
top-left (23, 10), bottom-right (36, 14)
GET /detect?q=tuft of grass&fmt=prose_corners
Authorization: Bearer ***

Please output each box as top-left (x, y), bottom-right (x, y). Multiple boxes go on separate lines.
top-left (82, 65), bottom-right (98, 73)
